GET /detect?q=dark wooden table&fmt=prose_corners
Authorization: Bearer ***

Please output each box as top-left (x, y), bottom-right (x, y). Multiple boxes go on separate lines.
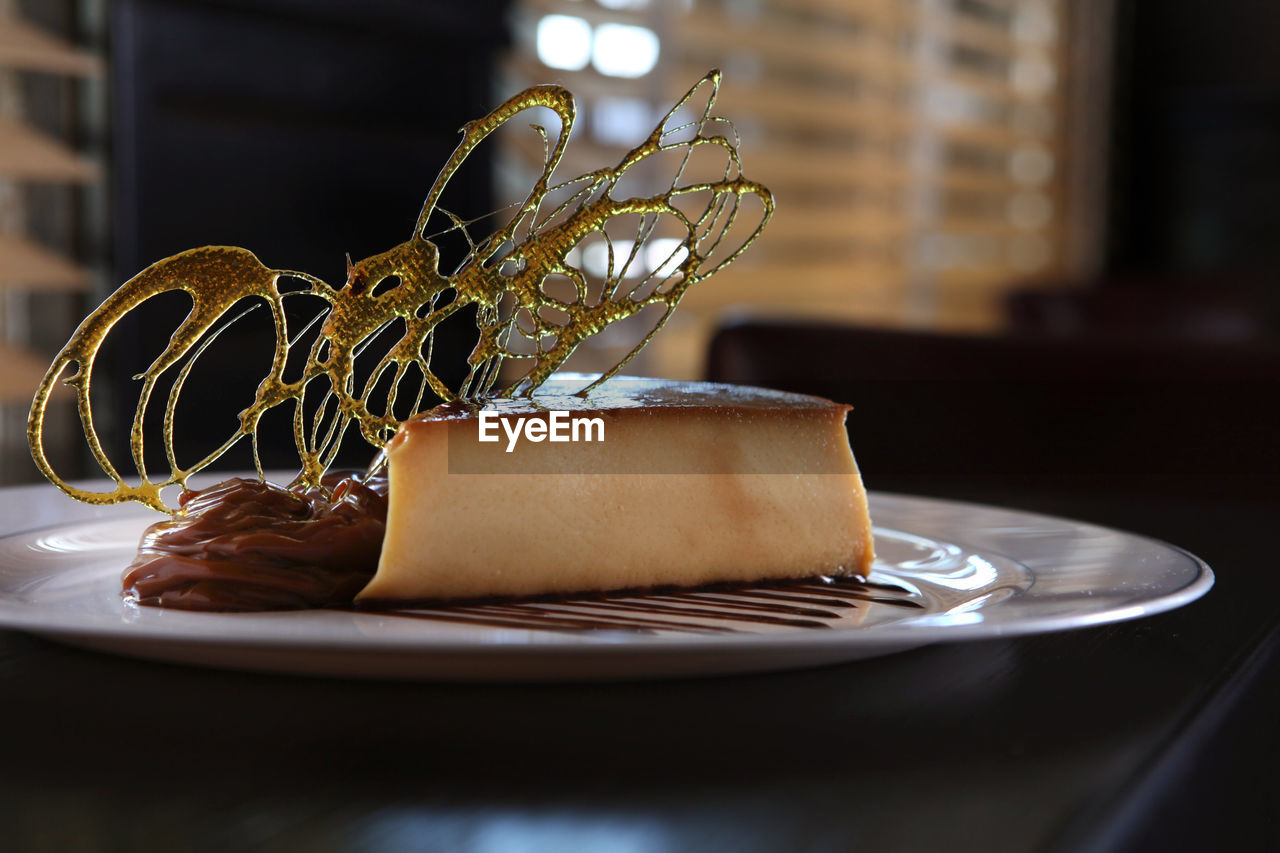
top-left (0, 478), bottom-right (1274, 852)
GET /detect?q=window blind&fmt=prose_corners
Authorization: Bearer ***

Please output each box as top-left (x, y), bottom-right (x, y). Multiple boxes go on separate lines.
top-left (0, 0), bottom-right (103, 482)
top-left (502, 0), bottom-right (1102, 375)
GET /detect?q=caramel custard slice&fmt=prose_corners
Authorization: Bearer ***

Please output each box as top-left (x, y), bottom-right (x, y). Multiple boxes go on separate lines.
top-left (363, 376), bottom-right (874, 602)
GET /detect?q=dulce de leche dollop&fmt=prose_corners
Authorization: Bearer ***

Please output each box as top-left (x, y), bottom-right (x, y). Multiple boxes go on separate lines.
top-left (123, 473), bottom-right (388, 611)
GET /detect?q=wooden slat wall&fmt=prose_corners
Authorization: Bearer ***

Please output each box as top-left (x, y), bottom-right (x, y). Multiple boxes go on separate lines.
top-left (0, 15), bottom-right (101, 76)
top-left (0, 4), bottom-right (100, 416)
top-left (503, 0), bottom-right (1090, 377)
top-left (0, 118), bottom-right (98, 182)
top-left (0, 232), bottom-right (91, 291)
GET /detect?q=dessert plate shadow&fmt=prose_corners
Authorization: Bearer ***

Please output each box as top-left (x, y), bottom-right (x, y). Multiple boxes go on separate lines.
top-left (0, 488), bottom-right (1212, 681)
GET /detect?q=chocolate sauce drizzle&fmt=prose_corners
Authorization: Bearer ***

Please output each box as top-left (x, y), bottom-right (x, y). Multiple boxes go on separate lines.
top-left (353, 577), bottom-right (921, 636)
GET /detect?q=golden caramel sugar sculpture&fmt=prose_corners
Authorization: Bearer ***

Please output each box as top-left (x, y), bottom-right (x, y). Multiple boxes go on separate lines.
top-left (28, 71), bottom-right (773, 512)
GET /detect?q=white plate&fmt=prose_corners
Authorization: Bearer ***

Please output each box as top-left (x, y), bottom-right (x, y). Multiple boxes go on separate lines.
top-left (0, 488), bottom-right (1212, 681)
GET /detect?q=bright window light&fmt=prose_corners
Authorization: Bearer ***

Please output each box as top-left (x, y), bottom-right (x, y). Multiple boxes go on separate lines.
top-left (537, 15), bottom-right (592, 71)
top-left (582, 239), bottom-right (643, 279)
top-left (643, 238), bottom-right (687, 277)
top-left (592, 96), bottom-right (653, 146)
top-left (592, 24), bottom-right (660, 78)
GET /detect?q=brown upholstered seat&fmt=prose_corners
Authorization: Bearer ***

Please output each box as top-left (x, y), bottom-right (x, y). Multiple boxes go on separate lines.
top-left (706, 320), bottom-right (1280, 501)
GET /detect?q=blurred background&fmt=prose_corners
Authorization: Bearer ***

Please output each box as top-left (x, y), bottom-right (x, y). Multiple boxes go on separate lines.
top-left (2, 0), bottom-right (1277, 498)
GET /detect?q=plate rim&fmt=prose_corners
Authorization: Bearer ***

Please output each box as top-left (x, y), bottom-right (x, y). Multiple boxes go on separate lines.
top-left (0, 489), bottom-right (1215, 655)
